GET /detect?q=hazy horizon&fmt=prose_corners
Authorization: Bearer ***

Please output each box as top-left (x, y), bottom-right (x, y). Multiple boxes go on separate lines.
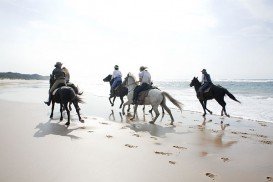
top-left (1, 0), bottom-right (273, 81)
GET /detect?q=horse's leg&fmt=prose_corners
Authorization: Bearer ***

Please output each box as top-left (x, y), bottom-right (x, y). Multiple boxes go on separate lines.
top-left (73, 101), bottom-right (84, 122)
top-left (50, 101), bottom-right (55, 119)
top-left (204, 100), bottom-right (212, 114)
top-left (109, 96), bottom-right (113, 106)
top-left (161, 102), bottom-right (174, 125)
top-left (149, 105), bottom-right (160, 124)
top-left (64, 103), bottom-right (70, 126)
top-left (119, 96), bottom-right (124, 109)
top-left (127, 104), bottom-right (131, 112)
top-left (69, 102), bottom-right (72, 111)
top-left (122, 101), bottom-right (129, 115)
top-left (60, 104), bottom-right (63, 121)
top-left (162, 106), bottom-right (165, 114)
top-left (143, 105), bottom-right (145, 111)
top-left (215, 98), bottom-right (229, 117)
top-left (199, 100), bottom-right (207, 116)
top-left (111, 96), bottom-right (116, 107)
top-left (130, 104), bottom-right (138, 120)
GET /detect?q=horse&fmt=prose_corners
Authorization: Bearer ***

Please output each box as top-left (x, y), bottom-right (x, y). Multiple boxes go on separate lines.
top-left (51, 86), bottom-right (84, 127)
top-left (190, 77), bottom-right (240, 117)
top-left (49, 75), bottom-right (83, 124)
top-left (122, 73), bottom-right (182, 125)
top-left (103, 74), bottom-right (128, 108)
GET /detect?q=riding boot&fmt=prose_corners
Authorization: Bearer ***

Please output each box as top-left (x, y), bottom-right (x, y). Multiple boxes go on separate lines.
top-left (44, 94), bottom-right (52, 106)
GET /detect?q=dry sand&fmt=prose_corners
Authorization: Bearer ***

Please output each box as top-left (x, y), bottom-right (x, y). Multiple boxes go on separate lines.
top-left (0, 99), bottom-right (273, 182)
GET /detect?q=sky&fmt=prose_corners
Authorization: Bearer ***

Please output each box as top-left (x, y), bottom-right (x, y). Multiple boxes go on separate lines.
top-left (0, 0), bottom-right (273, 81)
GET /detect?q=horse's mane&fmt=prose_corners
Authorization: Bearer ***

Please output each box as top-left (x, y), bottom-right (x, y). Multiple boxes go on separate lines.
top-left (127, 72), bottom-right (136, 81)
top-left (127, 72), bottom-right (137, 81)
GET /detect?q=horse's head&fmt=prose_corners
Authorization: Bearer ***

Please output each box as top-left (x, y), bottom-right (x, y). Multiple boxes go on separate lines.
top-left (122, 73), bottom-right (137, 88)
top-left (103, 74), bottom-right (112, 82)
top-left (190, 77), bottom-right (200, 87)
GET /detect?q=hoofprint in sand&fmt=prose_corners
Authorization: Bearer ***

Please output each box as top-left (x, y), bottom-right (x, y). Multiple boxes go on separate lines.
top-left (0, 99), bottom-right (273, 182)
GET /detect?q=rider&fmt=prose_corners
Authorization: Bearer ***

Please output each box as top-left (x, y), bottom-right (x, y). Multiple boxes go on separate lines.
top-left (44, 62), bottom-right (66, 106)
top-left (62, 67), bottom-right (70, 83)
top-left (133, 66), bottom-right (151, 104)
top-left (199, 69), bottom-right (212, 98)
top-left (110, 65), bottom-right (122, 95)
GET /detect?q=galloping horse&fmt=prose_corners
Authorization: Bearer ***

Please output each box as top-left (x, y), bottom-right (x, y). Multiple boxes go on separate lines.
top-left (103, 74), bottom-right (128, 108)
top-left (122, 73), bottom-right (182, 125)
top-left (190, 77), bottom-right (240, 117)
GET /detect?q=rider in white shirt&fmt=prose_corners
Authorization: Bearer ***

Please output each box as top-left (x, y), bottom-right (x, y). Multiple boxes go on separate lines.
top-left (133, 66), bottom-right (152, 104)
top-left (111, 65), bottom-right (122, 94)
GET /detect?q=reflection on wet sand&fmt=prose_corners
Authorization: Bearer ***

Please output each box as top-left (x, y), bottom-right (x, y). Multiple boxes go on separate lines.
top-left (198, 117), bottom-right (237, 148)
top-left (108, 109), bottom-right (123, 122)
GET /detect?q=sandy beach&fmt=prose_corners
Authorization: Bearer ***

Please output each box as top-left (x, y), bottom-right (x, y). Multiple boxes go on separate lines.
top-left (0, 96), bottom-right (273, 182)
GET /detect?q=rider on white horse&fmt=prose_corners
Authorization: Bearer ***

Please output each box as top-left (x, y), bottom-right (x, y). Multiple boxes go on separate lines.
top-left (133, 66), bottom-right (151, 104)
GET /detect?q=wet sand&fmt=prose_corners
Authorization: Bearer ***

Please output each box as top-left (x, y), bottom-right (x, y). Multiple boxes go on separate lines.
top-left (0, 99), bottom-right (273, 182)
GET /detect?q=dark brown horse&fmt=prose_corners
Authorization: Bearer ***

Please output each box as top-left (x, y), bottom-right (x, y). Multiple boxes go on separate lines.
top-left (190, 77), bottom-right (240, 117)
top-left (49, 75), bottom-right (84, 126)
top-left (103, 74), bottom-right (128, 108)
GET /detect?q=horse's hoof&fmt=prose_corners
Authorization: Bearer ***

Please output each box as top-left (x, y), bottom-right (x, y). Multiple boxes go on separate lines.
top-left (227, 115), bottom-right (230, 117)
top-left (209, 112), bottom-right (213, 114)
top-left (170, 122), bottom-right (174, 125)
top-left (79, 119), bottom-right (85, 123)
top-left (111, 104), bottom-right (114, 107)
top-left (65, 122), bottom-right (70, 127)
top-left (122, 112), bottom-right (125, 115)
top-left (60, 118), bottom-right (63, 121)
top-left (50, 116), bottom-right (53, 119)
top-left (202, 114), bottom-right (206, 117)
top-left (149, 121), bottom-right (155, 124)
top-left (130, 117), bottom-right (134, 120)
top-left (149, 110), bottom-right (152, 114)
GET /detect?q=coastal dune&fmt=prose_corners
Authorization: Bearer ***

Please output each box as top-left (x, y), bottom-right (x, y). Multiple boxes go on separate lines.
top-left (0, 98), bottom-right (273, 182)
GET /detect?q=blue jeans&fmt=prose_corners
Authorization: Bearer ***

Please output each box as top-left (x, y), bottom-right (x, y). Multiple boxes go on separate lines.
top-left (111, 77), bottom-right (122, 89)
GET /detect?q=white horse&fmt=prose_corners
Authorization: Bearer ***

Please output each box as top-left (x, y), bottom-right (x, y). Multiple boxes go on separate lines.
top-left (122, 73), bottom-right (182, 125)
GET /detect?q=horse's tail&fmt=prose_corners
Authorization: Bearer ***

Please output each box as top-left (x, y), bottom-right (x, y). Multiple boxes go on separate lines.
top-left (224, 89), bottom-right (241, 103)
top-left (74, 95), bottom-right (85, 104)
top-left (161, 92), bottom-right (183, 112)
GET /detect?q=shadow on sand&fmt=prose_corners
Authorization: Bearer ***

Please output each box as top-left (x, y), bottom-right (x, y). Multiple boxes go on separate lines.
top-left (34, 119), bottom-right (81, 140)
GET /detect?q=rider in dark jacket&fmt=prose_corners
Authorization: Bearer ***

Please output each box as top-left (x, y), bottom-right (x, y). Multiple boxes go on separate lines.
top-left (199, 69), bottom-right (212, 98)
top-left (44, 62), bottom-right (66, 106)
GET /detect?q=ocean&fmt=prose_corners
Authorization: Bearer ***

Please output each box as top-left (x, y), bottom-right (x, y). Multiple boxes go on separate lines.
top-left (0, 79), bottom-right (273, 123)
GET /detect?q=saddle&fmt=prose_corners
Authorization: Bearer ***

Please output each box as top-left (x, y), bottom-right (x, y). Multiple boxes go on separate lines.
top-left (137, 90), bottom-right (150, 105)
top-left (136, 86), bottom-right (158, 105)
top-left (204, 86), bottom-right (211, 93)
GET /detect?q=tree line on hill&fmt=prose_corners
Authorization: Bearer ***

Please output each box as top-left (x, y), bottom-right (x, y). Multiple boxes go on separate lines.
top-left (0, 72), bottom-right (49, 80)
